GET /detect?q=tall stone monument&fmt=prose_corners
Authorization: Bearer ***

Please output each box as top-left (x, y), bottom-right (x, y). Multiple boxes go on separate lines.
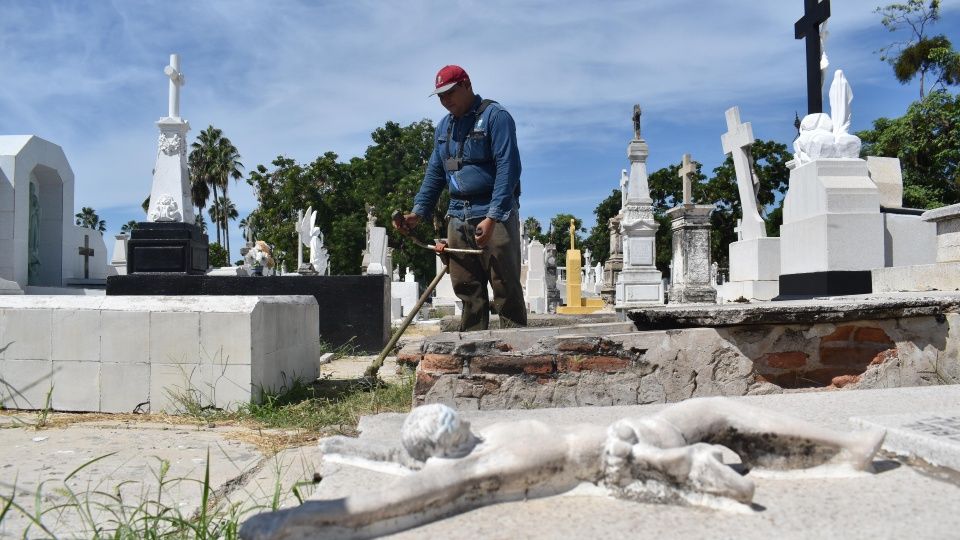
top-left (721, 106), bottom-right (780, 301)
top-left (666, 154), bottom-right (716, 304)
top-left (615, 105), bottom-right (663, 311)
top-left (779, 70), bottom-right (883, 296)
top-left (127, 53), bottom-right (208, 274)
top-left (544, 242), bottom-right (560, 313)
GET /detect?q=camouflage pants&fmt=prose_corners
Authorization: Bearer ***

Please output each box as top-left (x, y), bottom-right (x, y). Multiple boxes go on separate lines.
top-left (446, 213), bottom-right (528, 331)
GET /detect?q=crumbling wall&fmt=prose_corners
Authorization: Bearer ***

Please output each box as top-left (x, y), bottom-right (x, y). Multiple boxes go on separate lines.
top-left (401, 315), bottom-right (959, 410)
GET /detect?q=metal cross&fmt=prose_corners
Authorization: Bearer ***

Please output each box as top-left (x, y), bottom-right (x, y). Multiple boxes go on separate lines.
top-left (795, 0), bottom-right (831, 114)
top-left (679, 153), bottom-right (695, 205)
top-left (78, 234), bottom-right (94, 279)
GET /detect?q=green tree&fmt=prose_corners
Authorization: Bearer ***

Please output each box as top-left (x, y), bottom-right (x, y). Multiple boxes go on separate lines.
top-left (208, 242), bottom-right (228, 268)
top-left (74, 207), bottom-right (106, 232)
top-left (876, 0), bottom-right (959, 96)
top-left (209, 196), bottom-right (238, 260)
top-left (543, 213), bottom-right (585, 265)
top-left (583, 189), bottom-right (621, 265)
top-left (195, 214), bottom-right (208, 235)
top-left (120, 220), bottom-right (138, 234)
top-left (523, 216), bottom-right (546, 243)
top-left (858, 90), bottom-right (960, 208)
top-left (189, 126), bottom-right (244, 253)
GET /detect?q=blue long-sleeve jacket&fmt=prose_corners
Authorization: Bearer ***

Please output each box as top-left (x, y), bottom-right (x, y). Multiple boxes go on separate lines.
top-left (412, 95), bottom-right (522, 222)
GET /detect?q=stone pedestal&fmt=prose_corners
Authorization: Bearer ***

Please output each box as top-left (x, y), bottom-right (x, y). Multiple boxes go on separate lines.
top-left (126, 222), bottom-right (209, 274)
top-left (110, 234), bottom-right (129, 276)
top-left (725, 237), bottom-right (781, 301)
top-left (779, 159), bottom-right (883, 297)
top-left (146, 118), bottom-right (194, 225)
top-left (616, 139), bottom-right (663, 310)
top-left (666, 204), bottom-right (716, 304)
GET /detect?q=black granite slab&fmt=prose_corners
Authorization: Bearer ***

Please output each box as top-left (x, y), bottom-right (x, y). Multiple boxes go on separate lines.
top-left (127, 222), bottom-right (209, 274)
top-left (106, 274), bottom-right (390, 352)
top-left (777, 270), bottom-right (873, 299)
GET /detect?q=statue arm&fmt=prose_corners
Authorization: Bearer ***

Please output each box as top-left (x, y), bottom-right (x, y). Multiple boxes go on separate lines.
top-left (318, 435), bottom-right (423, 470)
top-left (645, 397), bottom-right (884, 471)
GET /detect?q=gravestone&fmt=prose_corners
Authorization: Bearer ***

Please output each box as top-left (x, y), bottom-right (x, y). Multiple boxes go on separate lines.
top-left (601, 199), bottom-right (623, 303)
top-left (873, 202), bottom-right (960, 292)
top-left (544, 242), bottom-right (560, 313)
top-left (558, 220), bottom-right (603, 314)
top-left (392, 268), bottom-right (419, 319)
top-left (524, 239), bottom-right (546, 313)
top-left (615, 105), bottom-right (663, 311)
top-left (666, 154), bottom-right (716, 304)
top-left (0, 135), bottom-right (109, 290)
top-left (780, 71), bottom-right (883, 297)
top-left (127, 53), bottom-right (209, 275)
top-left (721, 107), bottom-right (781, 301)
top-left (363, 227), bottom-right (389, 276)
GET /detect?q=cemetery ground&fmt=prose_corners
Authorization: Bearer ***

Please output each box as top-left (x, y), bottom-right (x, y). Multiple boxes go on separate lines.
top-left (0, 339), bottom-right (415, 539)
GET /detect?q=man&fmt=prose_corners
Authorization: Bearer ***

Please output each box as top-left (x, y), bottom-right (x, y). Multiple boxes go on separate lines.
top-left (241, 398), bottom-right (885, 539)
top-left (394, 65), bottom-right (526, 331)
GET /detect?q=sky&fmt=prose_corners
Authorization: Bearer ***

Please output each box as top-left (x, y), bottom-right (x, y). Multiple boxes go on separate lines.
top-left (1, 0), bottom-right (957, 262)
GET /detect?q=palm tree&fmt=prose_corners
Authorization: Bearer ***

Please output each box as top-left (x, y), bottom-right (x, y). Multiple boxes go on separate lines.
top-left (209, 196), bottom-right (238, 259)
top-left (189, 126), bottom-right (243, 251)
top-left (75, 207), bottom-right (106, 232)
top-left (195, 214), bottom-right (208, 234)
top-left (120, 220), bottom-right (139, 234)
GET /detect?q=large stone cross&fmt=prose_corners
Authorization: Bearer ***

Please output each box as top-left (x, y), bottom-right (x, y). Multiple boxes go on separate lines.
top-left (795, 0), bottom-right (831, 114)
top-left (78, 234), bottom-right (94, 279)
top-left (163, 54), bottom-right (186, 118)
top-left (721, 107), bottom-right (766, 241)
top-left (679, 153), bottom-right (695, 205)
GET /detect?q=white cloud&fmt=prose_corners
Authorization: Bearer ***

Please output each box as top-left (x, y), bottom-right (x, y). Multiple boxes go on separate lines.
top-left (1, 0), bottom-right (950, 256)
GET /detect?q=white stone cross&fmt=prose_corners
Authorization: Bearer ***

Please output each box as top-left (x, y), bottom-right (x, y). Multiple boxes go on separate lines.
top-left (734, 218), bottom-right (743, 241)
top-left (679, 153), bottom-right (695, 205)
top-left (721, 107), bottom-right (766, 240)
top-left (163, 54), bottom-right (185, 118)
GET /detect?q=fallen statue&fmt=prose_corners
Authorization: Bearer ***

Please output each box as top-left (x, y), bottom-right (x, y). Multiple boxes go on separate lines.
top-left (241, 397), bottom-right (885, 539)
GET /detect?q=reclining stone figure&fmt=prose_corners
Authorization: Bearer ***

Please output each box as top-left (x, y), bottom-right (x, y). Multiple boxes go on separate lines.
top-left (241, 397), bottom-right (885, 540)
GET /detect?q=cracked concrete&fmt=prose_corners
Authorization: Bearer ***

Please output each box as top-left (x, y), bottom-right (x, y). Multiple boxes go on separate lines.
top-left (0, 418), bottom-right (322, 538)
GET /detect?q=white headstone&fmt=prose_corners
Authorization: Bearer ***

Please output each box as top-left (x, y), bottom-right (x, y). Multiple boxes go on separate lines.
top-left (525, 240), bottom-right (546, 313)
top-left (616, 105), bottom-right (664, 309)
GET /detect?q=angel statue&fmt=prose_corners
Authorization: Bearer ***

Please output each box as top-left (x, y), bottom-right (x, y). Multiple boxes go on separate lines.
top-left (296, 206), bottom-right (321, 275)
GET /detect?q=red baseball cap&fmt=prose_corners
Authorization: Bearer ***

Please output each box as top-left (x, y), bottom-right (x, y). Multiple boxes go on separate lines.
top-left (430, 65), bottom-right (469, 96)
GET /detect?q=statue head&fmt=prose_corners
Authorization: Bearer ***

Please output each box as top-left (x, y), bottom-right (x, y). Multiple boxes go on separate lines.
top-left (401, 403), bottom-right (477, 461)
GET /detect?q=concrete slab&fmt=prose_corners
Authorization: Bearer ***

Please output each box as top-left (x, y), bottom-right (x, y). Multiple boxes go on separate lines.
top-left (0, 422), bottom-right (261, 538)
top-left (291, 385), bottom-right (960, 539)
top-left (853, 410), bottom-right (960, 471)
